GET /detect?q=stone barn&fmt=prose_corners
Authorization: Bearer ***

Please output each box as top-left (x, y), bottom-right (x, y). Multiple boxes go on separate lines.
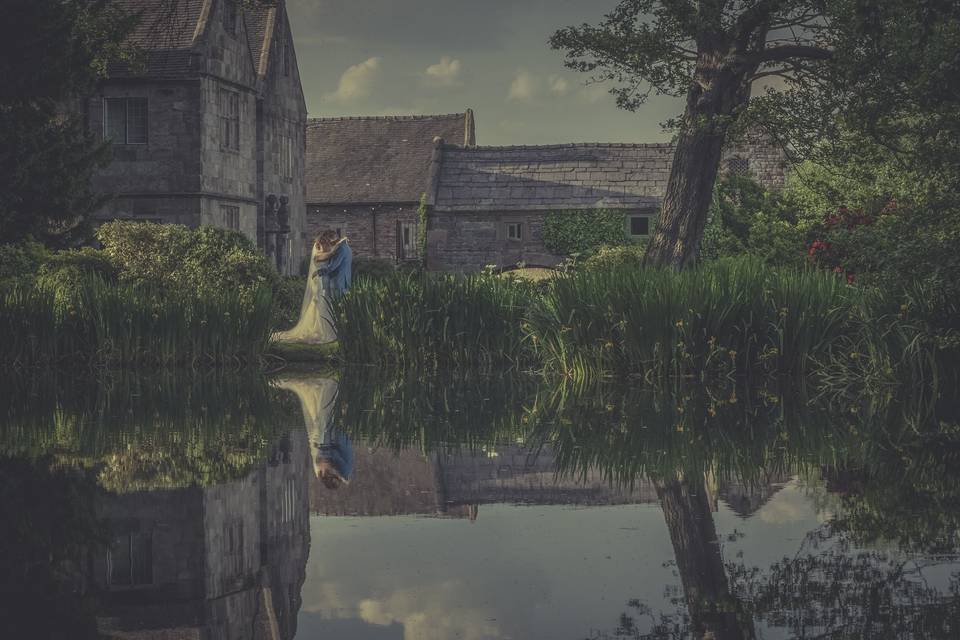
top-left (425, 134), bottom-right (787, 272)
top-left (305, 111), bottom-right (476, 264)
top-left (88, 0), bottom-right (308, 275)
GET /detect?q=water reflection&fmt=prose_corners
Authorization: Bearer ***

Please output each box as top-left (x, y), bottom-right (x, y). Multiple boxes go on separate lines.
top-left (1, 370), bottom-right (958, 639)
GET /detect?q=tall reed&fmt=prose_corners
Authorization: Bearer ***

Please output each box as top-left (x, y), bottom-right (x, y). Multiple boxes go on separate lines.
top-left (527, 257), bottom-right (856, 379)
top-left (330, 271), bottom-right (535, 369)
top-left (0, 275), bottom-right (273, 369)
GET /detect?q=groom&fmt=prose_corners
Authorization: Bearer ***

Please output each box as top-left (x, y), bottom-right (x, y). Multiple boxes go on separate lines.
top-left (315, 230), bottom-right (352, 297)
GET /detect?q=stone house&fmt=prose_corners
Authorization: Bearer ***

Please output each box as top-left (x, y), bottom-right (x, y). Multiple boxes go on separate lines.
top-left (88, 0), bottom-right (307, 275)
top-left (305, 111), bottom-right (476, 264)
top-left (424, 134), bottom-right (787, 271)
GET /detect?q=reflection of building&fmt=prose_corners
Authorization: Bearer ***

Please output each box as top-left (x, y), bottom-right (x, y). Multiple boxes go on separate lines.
top-left (91, 430), bottom-right (310, 640)
top-left (312, 445), bottom-right (789, 519)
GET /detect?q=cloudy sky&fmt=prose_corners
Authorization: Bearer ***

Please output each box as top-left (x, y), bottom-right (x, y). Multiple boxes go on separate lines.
top-left (286, 0), bottom-right (684, 145)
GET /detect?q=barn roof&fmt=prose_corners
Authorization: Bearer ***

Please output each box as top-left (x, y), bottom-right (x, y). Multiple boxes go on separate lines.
top-left (305, 112), bottom-right (477, 205)
top-left (431, 143), bottom-right (671, 212)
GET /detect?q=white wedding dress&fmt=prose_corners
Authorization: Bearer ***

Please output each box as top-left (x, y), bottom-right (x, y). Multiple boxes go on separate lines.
top-left (274, 377), bottom-right (340, 480)
top-left (272, 243), bottom-right (337, 344)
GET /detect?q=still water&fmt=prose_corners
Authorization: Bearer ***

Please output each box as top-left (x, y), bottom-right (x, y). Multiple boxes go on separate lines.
top-left (1, 370), bottom-right (958, 639)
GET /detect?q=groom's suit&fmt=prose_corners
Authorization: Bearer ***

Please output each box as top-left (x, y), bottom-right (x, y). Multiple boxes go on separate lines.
top-left (318, 241), bottom-right (353, 297)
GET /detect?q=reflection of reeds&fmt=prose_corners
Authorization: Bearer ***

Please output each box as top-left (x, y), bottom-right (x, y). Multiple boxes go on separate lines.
top-left (0, 370), bottom-right (300, 491)
top-left (0, 275), bottom-right (273, 368)
top-left (329, 272), bottom-right (535, 369)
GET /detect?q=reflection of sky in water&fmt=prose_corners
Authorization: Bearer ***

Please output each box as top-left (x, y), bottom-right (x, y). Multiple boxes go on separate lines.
top-left (297, 482), bottom-right (845, 640)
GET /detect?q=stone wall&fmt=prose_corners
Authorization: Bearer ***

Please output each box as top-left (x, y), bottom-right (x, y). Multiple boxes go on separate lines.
top-left (428, 208), bottom-right (654, 272)
top-left (723, 133), bottom-right (789, 189)
top-left (258, 5), bottom-right (308, 275)
top-left (308, 203), bottom-right (420, 264)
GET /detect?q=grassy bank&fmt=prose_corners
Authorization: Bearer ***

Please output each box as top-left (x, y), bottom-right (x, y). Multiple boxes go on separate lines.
top-left (0, 275), bottom-right (273, 368)
top-left (329, 258), bottom-right (955, 386)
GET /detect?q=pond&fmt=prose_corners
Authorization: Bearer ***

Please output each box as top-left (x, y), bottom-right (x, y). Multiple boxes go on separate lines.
top-left (1, 369), bottom-right (958, 639)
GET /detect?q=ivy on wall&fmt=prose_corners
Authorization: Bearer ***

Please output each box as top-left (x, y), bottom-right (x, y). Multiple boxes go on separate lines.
top-left (542, 209), bottom-right (633, 256)
top-left (417, 193), bottom-right (430, 264)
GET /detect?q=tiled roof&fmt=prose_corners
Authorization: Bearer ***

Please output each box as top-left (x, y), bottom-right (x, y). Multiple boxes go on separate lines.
top-left (306, 113), bottom-right (476, 204)
top-left (432, 143), bottom-right (671, 212)
top-left (106, 0), bottom-right (208, 77)
top-left (244, 2), bottom-right (275, 77)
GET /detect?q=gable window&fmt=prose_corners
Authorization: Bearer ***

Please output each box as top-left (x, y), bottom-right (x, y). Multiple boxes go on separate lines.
top-left (220, 204), bottom-right (240, 231)
top-left (282, 37), bottom-right (291, 77)
top-left (107, 531), bottom-right (153, 587)
top-left (506, 222), bottom-right (523, 241)
top-left (219, 88), bottom-right (240, 151)
top-left (725, 156), bottom-right (750, 176)
top-left (222, 0), bottom-right (237, 35)
top-left (628, 214), bottom-right (651, 238)
top-left (104, 98), bottom-right (148, 145)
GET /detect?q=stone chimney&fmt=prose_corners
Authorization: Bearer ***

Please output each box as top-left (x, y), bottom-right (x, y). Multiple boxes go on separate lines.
top-left (463, 109), bottom-right (476, 147)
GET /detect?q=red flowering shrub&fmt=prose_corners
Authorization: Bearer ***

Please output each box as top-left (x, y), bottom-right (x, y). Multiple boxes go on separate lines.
top-left (806, 202), bottom-right (893, 284)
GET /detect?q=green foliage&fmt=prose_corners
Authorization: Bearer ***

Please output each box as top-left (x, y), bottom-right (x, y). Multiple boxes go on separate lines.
top-left (330, 271), bottom-right (536, 370)
top-left (353, 258), bottom-right (396, 281)
top-left (580, 243), bottom-right (647, 270)
top-left (417, 192), bottom-right (428, 262)
top-left (0, 274), bottom-right (274, 369)
top-left (0, 240), bottom-right (49, 286)
top-left (527, 257), bottom-right (857, 379)
top-left (96, 221), bottom-right (279, 301)
top-left (542, 209), bottom-right (632, 256)
top-left (0, 0), bottom-right (138, 245)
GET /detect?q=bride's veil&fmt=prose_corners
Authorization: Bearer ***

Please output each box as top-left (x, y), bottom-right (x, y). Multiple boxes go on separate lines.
top-left (273, 242), bottom-right (337, 344)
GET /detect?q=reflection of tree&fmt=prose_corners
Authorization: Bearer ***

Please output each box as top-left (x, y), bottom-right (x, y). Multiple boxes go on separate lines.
top-left (657, 475), bottom-right (755, 640)
top-left (0, 456), bottom-right (103, 639)
top-left (728, 526), bottom-right (960, 639)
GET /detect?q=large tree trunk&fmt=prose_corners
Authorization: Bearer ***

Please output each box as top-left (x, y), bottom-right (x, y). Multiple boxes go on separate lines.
top-left (644, 52), bottom-right (753, 270)
top-left (657, 475), bottom-right (756, 640)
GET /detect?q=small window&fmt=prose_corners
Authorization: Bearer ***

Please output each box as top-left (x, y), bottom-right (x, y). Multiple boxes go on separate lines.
top-left (107, 532), bottom-right (153, 587)
top-left (104, 98), bottom-right (148, 145)
top-left (282, 38), bottom-right (291, 77)
top-left (725, 156), bottom-right (750, 175)
top-left (221, 204), bottom-right (240, 230)
top-left (506, 222), bottom-right (523, 241)
top-left (399, 222), bottom-right (417, 260)
top-left (628, 215), bottom-right (650, 237)
top-left (219, 88), bottom-right (240, 151)
top-left (222, 0), bottom-right (237, 35)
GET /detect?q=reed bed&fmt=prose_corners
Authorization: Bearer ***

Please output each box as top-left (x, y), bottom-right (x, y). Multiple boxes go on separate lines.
top-left (527, 258), bottom-right (857, 379)
top-left (0, 275), bottom-right (273, 369)
top-left (330, 271), bottom-right (534, 369)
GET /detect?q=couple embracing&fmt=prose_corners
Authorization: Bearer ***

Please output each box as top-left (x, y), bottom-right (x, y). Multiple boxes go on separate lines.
top-left (273, 231), bottom-right (352, 345)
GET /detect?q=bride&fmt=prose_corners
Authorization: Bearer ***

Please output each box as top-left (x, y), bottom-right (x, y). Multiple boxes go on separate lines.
top-left (272, 233), bottom-right (342, 344)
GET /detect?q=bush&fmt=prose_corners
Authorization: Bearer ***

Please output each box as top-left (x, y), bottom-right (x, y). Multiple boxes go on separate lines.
top-left (96, 221), bottom-right (279, 300)
top-left (353, 258), bottom-right (396, 281)
top-left (542, 209), bottom-right (634, 256)
top-left (0, 241), bottom-right (49, 287)
top-left (580, 244), bottom-right (647, 270)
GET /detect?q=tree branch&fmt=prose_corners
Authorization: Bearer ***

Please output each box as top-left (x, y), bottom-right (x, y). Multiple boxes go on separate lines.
top-left (751, 44), bottom-right (833, 64)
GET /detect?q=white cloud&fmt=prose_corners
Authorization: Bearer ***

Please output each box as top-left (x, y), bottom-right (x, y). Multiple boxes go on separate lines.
top-left (580, 82), bottom-right (610, 104)
top-left (548, 75), bottom-right (570, 96)
top-left (424, 56), bottom-right (463, 87)
top-left (507, 70), bottom-right (540, 102)
top-left (325, 57), bottom-right (383, 103)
